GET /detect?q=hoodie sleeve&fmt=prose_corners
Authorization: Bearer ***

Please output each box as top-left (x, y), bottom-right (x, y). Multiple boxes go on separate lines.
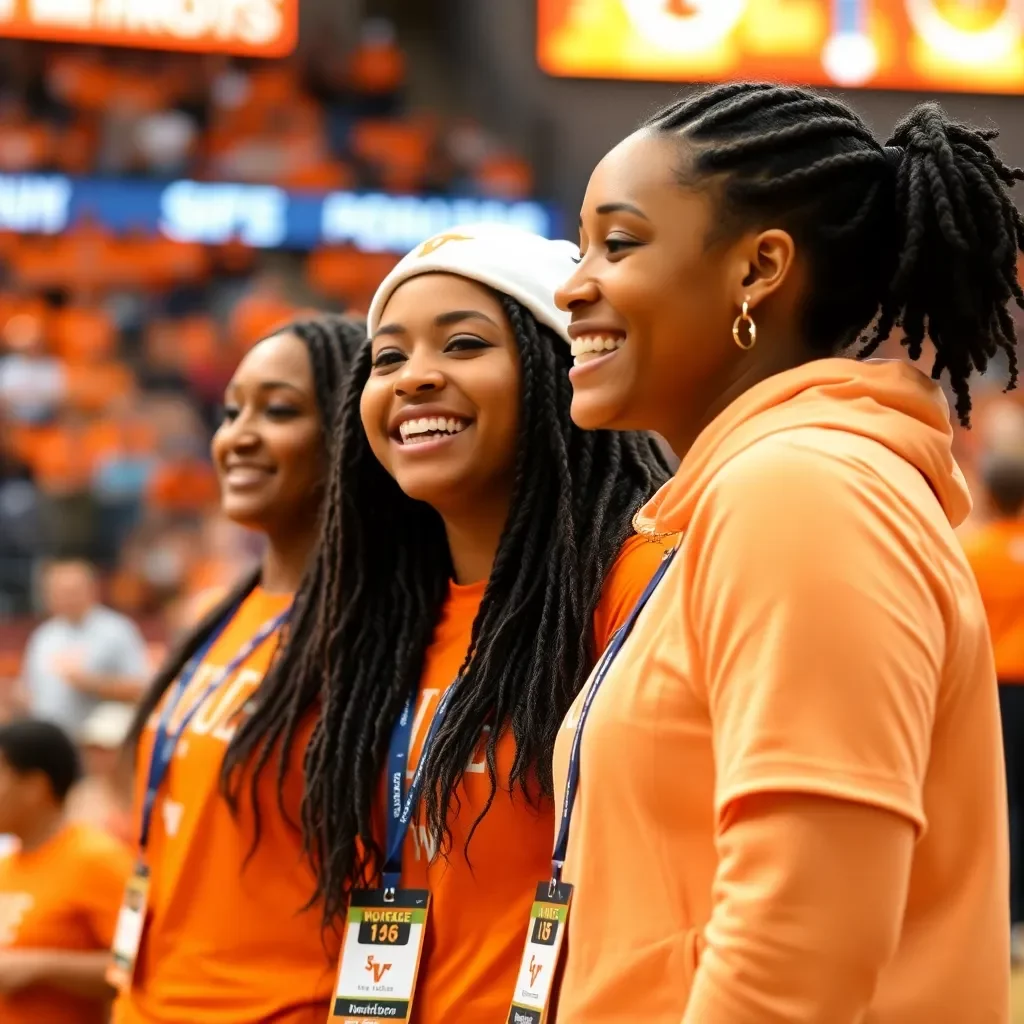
top-left (687, 431), bottom-right (943, 828)
top-left (680, 431), bottom-right (944, 1020)
top-left (682, 792), bottom-right (916, 1023)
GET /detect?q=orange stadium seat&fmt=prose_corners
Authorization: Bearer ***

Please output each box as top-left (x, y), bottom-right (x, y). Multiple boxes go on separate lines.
top-left (50, 307), bottom-right (117, 366)
top-left (307, 247), bottom-right (399, 303)
top-left (52, 122), bottom-right (98, 175)
top-left (0, 121), bottom-right (54, 173)
top-left (347, 36), bottom-right (407, 96)
top-left (64, 363), bottom-right (133, 414)
top-left (350, 119), bottom-right (433, 192)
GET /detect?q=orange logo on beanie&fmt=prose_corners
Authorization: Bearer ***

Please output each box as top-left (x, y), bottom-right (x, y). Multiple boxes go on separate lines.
top-left (416, 232), bottom-right (473, 257)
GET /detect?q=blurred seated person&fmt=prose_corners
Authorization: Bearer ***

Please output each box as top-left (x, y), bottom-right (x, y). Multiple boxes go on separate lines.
top-left (0, 422), bottom-right (39, 616)
top-left (0, 313), bottom-right (65, 426)
top-left (19, 560), bottom-right (149, 733)
top-left (345, 18), bottom-right (406, 118)
top-left (66, 703), bottom-right (134, 847)
top-left (0, 718), bottom-right (132, 1024)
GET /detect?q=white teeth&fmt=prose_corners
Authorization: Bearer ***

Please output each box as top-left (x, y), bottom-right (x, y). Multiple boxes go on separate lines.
top-left (570, 334), bottom-right (625, 358)
top-left (398, 416), bottom-right (470, 442)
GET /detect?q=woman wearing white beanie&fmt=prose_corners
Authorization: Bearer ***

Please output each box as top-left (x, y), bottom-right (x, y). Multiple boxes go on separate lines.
top-left (284, 224), bottom-right (671, 1021)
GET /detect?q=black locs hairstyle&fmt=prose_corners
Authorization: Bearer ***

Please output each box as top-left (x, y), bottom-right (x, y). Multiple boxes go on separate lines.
top-left (645, 82), bottom-right (1023, 425)
top-left (126, 315), bottom-right (366, 838)
top-left (292, 293), bottom-right (672, 926)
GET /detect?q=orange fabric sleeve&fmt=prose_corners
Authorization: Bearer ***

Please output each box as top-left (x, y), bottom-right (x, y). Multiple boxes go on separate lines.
top-left (683, 792), bottom-right (916, 1023)
top-left (679, 435), bottom-right (944, 1019)
top-left (687, 435), bottom-right (942, 831)
top-left (592, 535), bottom-right (668, 650)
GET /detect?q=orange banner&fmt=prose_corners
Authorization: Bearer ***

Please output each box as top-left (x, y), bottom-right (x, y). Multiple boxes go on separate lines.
top-left (538, 1), bottom-right (1024, 94)
top-left (0, 0), bottom-right (297, 57)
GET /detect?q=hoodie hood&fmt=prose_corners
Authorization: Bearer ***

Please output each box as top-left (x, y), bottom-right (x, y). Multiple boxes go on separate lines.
top-left (636, 358), bottom-right (971, 537)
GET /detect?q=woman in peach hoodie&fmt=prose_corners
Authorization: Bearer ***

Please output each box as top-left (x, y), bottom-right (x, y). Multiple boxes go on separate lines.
top-left (550, 82), bottom-right (1017, 1023)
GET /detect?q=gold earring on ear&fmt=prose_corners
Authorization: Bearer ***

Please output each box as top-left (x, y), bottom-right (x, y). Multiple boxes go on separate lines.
top-left (732, 299), bottom-right (757, 351)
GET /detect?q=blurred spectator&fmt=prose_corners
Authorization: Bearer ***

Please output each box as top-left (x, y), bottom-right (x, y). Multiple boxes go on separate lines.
top-left (345, 18), bottom-right (407, 118)
top-left (90, 397), bottom-right (158, 566)
top-left (0, 313), bottom-right (65, 425)
top-left (134, 108), bottom-right (198, 177)
top-left (962, 447), bottom-right (1024, 962)
top-left (0, 425), bottom-right (39, 615)
top-left (33, 410), bottom-right (101, 560)
top-left (18, 560), bottom-right (148, 733)
top-left (0, 718), bottom-right (131, 1024)
top-left (66, 702), bottom-right (134, 847)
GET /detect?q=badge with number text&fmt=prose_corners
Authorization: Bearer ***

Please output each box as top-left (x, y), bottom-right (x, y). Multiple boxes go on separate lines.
top-left (507, 881), bottom-right (573, 1024)
top-left (329, 889), bottom-right (430, 1023)
top-left (106, 862), bottom-right (150, 991)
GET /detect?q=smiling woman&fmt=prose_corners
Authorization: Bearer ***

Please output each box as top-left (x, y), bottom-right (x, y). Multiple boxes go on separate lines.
top-left (552, 81), bottom-right (1022, 1024)
top-left (279, 224), bottom-right (672, 1023)
top-left (213, 334), bottom-right (327, 553)
top-left (361, 274), bottom-right (525, 583)
top-left (114, 315), bottom-right (366, 1024)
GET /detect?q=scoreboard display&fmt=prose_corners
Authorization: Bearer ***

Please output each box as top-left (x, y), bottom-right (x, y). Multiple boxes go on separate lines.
top-left (537, 1), bottom-right (1024, 93)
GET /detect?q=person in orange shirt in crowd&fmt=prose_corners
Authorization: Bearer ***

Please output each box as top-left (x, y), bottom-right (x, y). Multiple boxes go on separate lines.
top-left (551, 83), bottom-right (1017, 1022)
top-left (963, 448), bottom-right (1024, 959)
top-left (0, 717), bottom-right (132, 1024)
top-left (284, 226), bottom-right (671, 1022)
top-left (113, 316), bottom-right (365, 1024)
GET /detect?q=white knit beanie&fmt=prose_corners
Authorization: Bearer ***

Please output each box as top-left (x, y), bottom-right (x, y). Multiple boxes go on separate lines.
top-left (366, 223), bottom-right (578, 342)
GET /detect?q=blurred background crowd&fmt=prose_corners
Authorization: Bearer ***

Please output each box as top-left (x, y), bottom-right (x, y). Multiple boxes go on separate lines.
top-left (0, 6), bottom-right (539, 674)
top-left (2, 0), bottom-right (1024, 1016)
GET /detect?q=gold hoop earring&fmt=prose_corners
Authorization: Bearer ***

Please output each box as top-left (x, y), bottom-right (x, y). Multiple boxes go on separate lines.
top-left (732, 300), bottom-right (757, 351)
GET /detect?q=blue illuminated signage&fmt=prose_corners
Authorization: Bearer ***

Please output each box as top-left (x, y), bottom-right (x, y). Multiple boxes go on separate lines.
top-left (0, 173), bottom-right (560, 251)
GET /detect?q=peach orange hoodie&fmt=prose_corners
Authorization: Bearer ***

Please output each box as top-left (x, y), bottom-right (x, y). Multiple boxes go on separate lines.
top-left (553, 358), bottom-right (1008, 1023)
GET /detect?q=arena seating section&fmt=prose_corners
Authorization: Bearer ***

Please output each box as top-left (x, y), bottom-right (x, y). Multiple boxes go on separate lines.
top-left (0, 27), bottom-right (536, 679)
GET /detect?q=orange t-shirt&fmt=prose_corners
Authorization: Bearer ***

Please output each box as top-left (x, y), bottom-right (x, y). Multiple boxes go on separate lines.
top-left (0, 823), bottom-right (132, 1024)
top-left (114, 587), bottom-right (336, 1024)
top-left (386, 534), bottom-right (665, 1024)
top-left (554, 359), bottom-right (1008, 1023)
top-left (962, 518), bottom-right (1024, 682)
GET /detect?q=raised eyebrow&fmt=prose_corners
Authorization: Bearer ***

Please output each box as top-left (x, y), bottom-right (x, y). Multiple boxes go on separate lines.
top-left (434, 309), bottom-right (499, 329)
top-left (224, 379), bottom-right (305, 395)
top-left (373, 309), bottom-right (498, 340)
top-left (582, 201), bottom-right (650, 222)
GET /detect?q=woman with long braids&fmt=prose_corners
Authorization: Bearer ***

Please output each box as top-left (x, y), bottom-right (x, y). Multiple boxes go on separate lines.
top-left (549, 83), bottom-right (1019, 1021)
top-left (291, 225), bottom-right (671, 1022)
top-left (112, 316), bottom-right (365, 1024)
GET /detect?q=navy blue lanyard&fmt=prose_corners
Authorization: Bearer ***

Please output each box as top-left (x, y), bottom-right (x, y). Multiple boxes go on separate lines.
top-left (551, 547), bottom-right (677, 884)
top-left (382, 685), bottom-right (457, 892)
top-left (138, 607), bottom-right (290, 851)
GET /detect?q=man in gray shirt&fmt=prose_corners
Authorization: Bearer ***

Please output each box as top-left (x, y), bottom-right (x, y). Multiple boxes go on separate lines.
top-left (19, 560), bottom-right (150, 734)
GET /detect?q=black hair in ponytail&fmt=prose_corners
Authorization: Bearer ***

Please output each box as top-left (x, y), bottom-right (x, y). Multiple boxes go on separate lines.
top-left (646, 83), bottom-right (1023, 424)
